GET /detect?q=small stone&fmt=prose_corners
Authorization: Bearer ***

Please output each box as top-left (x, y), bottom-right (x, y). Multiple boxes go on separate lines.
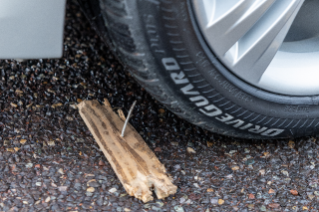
top-left (171, 142), bottom-right (179, 146)
top-left (86, 191), bottom-right (94, 197)
top-left (15, 89), bottom-right (23, 94)
top-left (66, 115), bottom-right (73, 121)
top-left (248, 193), bottom-right (255, 199)
top-left (207, 188), bottom-right (214, 192)
top-left (248, 204), bottom-right (254, 209)
top-left (187, 147), bottom-right (196, 154)
top-left (174, 205), bottom-right (184, 212)
top-left (51, 102), bottom-right (63, 108)
top-left (218, 199), bottom-right (224, 205)
top-left (75, 138), bottom-right (84, 143)
top-left (3, 140), bottom-right (9, 146)
top-left (10, 103), bottom-right (17, 108)
top-left (152, 206), bottom-right (161, 211)
top-left (231, 166), bottom-right (239, 171)
top-left (229, 150), bottom-right (237, 154)
top-left (124, 209), bottom-right (131, 212)
top-left (154, 147), bottom-right (162, 152)
top-left (85, 174), bottom-right (95, 177)
top-left (6, 148), bottom-right (14, 152)
top-left (45, 197), bottom-right (51, 202)
top-left (23, 201), bottom-right (28, 204)
top-left (308, 194), bottom-right (315, 200)
top-left (290, 189), bottom-right (298, 196)
top-left (87, 179), bottom-right (100, 187)
top-left (284, 178), bottom-right (291, 183)
top-left (268, 189), bottom-right (275, 194)
top-left (36, 182), bottom-right (42, 186)
top-left (314, 191), bottom-right (319, 196)
top-left (288, 140), bottom-right (295, 149)
top-left (226, 174), bottom-right (233, 179)
top-left (26, 163), bottom-right (33, 168)
top-left (303, 206), bottom-right (308, 210)
top-left (174, 164), bottom-right (181, 170)
top-left (207, 141), bottom-right (213, 147)
top-left (109, 188), bottom-right (117, 193)
top-left (26, 103), bottom-right (33, 108)
top-left (259, 169), bottom-right (265, 175)
top-left (46, 88), bottom-right (55, 94)
top-left (47, 140), bottom-right (55, 146)
top-left (156, 201), bottom-right (164, 207)
top-left (98, 160), bottom-right (105, 166)
top-left (58, 186), bottom-right (68, 191)
top-left (58, 168), bottom-right (64, 174)
top-left (52, 76), bottom-right (59, 80)
top-left (281, 170), bottom-right (289, 177)
top-left (69, 103), bottom-right (77, 109)
top-left (20, 139), bottom-right (27, 144)
top-left (144, 204), bottom-right (151, 209)
top-left (35, 164), bottom-right (41, 168)
top-left (268, 203), bottom-right (280, 208)
top-left (180, 197), bottom-right (186, 204)
top-left (245, 159), bottom-right (255, 165)
top-left (259, 205), bottom-right (266, 211)
top-left (184, 199), bottom-right (193, 204)
top-left (14, 147), bottom-right (20, 151)
top-left (87, 187), bottom-right (95, 192)
top-left (158, 108), bottom-right (165, 114)
top-left (210, 198), bottom-right (218, 204)
top-left (263, 152), bottom-right (270, 157)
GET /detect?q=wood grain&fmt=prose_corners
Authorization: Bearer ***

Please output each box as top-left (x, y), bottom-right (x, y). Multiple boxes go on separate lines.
top-left (78, 100), bottom-right (177, 202)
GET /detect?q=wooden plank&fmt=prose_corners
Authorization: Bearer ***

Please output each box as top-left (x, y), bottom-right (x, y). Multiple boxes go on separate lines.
top-left (78, 99), bottom-right (177, 202)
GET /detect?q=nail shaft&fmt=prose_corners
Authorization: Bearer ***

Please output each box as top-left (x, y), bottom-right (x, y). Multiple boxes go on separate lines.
top-left (121, 100), bottom-right (137, 137)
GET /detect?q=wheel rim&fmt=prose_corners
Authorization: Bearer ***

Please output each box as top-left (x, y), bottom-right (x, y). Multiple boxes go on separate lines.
top-left (192, 0), bottom-right (319, 96)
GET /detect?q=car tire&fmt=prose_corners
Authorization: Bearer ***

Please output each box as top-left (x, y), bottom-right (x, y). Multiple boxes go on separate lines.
top-left (82, 0), bottom-right (319, 139)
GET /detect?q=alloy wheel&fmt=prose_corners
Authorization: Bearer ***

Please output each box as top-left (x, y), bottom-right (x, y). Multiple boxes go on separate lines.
top-left (192, 0), bottom-right (319, 95)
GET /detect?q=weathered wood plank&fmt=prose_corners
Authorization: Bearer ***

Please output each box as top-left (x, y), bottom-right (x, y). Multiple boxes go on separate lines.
top-left (78, 99), bottom-right (177, 202)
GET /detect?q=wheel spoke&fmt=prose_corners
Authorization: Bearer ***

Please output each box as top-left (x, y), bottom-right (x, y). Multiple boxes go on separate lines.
top-left (205, 0), bottom-right (276, 56)
top-left (231, 0), bottom-right (304, 83)
top-left (193, 0), bottom-right (305, 83)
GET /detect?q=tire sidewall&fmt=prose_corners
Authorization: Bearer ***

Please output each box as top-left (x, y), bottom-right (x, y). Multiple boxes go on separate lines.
top-left (135, 0), bottom-right (319, 138)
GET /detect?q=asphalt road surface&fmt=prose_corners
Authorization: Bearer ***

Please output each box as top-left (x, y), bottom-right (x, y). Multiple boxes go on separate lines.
top-left (0, 1), bottom-right (318, 212)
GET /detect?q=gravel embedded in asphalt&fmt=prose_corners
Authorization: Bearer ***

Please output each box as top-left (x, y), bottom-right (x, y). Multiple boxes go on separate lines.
top-left (0, 1), bottom-right (318, 211)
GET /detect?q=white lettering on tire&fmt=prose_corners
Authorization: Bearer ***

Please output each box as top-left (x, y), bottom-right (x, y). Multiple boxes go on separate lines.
top-left (162, 57), bottom-right (180, 71)
top-left (162, 57), bottom-right (284, 137)
top-left (190, 96), bottom-right (209, 107)
top-left (215, 113), bottom-right (233, 122)
top-left (199, 105), bottom-right (222, 117)
top-left (170, 72), bottom-right (189, 84)
top-left (181, 84), bottom-right (200, 95)
top-left (261, 129), bottom-right (284, 136)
